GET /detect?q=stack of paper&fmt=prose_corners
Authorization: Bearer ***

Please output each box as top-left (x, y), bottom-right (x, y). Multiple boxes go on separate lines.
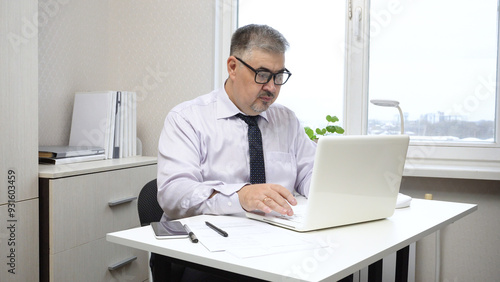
top-left (38, 145), bottom-right (105, 164)
top-left (68, 91), bottom-right (137, 159)
top-left (182, 215), bottom-right (329, 259)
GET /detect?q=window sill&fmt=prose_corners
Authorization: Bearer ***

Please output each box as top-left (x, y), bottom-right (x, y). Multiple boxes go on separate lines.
top-left (403, 159), bottom-right (500, 181)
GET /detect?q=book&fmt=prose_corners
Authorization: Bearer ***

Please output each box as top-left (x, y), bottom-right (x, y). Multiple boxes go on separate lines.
top-left (68, 91), bottom-right (137, 160)
top-left (108, 92), bottom-right (118, 159)
top-left (39, 146), bottom-right (105, 159)
top-left (114, 91), bottom-right (122, 158)
top-left (69, 91), bottom-right (115, 158)
top-left (39, 153), bottom-right (106, 165)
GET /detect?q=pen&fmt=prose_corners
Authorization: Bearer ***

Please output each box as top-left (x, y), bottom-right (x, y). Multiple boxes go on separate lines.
top-left (184, 224), bottom-right (198, 243)
top-left (205, 221), bottom-right (228, 237)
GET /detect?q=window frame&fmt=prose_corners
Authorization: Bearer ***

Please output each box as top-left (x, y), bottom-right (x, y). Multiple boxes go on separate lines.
top-left (214, 0), bottom-right (238, 89)
top-left (217, 0), bottom-right (500, 180)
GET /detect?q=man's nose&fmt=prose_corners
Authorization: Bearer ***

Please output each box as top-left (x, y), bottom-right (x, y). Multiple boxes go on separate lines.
top-left (262, 78), bottom-right (277, 93)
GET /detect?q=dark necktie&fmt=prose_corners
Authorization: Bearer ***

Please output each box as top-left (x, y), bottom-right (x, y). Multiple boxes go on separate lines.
top-left (236, 113), bottom-right (266, 184)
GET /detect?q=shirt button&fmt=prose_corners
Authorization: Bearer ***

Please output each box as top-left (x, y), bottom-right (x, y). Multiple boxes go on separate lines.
top-left (227, 202), bottom-right (232, 207)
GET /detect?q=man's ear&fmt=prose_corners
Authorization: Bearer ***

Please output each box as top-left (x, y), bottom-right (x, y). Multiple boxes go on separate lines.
top-left (227, 56), bottom-right (238, 79)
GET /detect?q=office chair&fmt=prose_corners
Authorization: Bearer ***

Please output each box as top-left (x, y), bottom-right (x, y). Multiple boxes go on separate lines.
top-left (137, 179), bottom-right (185, 282)
top-left (137, 180), bottom-right (263, 282)
top-left (137, 179), bottom-right (164, 227)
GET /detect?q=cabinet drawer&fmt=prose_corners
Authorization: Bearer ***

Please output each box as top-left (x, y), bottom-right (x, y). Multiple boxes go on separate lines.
top-left (51, 237), bottom-right (148, 282)
top-left (49, 165), bottom-right (156, 254)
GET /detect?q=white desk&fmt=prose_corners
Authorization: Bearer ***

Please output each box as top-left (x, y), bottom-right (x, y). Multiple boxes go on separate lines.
top-left (107, 199), bottom-right (476, 281)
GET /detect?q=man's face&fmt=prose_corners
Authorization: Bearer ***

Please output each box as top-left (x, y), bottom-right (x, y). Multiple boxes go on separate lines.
top-left (228, 50), bottom-right (286, 116)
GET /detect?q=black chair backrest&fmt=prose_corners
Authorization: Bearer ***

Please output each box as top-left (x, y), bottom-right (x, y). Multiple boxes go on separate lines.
top-left (137, 179), bottom-right (164, 226)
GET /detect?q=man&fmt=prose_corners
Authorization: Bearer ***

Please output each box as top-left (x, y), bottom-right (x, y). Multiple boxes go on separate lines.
top-left (157, 24), bottom-right (316, 221)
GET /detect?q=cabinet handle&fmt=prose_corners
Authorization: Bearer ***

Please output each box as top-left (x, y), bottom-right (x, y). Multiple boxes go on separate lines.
top-left (108, 256), bottom-right (137, 271)
top-left (108, 196), bottom-right (137, 207)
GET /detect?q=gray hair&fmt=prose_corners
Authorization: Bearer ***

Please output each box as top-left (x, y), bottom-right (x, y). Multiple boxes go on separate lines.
top-left (230, 24), bottom-right (289, 59)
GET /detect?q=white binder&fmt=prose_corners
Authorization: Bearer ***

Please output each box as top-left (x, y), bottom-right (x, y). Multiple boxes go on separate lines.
top-left (69, 91), bottom-right (137, 159)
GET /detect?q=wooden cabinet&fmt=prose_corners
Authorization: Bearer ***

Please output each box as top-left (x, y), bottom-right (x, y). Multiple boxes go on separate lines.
top-left (1, 0), bottom-right (39, 281)
top-left (39, 157), bottom-right (157, 282)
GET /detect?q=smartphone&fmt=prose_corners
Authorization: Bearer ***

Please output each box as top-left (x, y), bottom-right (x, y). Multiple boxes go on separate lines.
top-left (151, 221), bottom-right (189, 239)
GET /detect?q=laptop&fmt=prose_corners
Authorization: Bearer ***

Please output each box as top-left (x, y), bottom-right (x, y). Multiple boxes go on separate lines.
top-left (246, 135), bottom-right (410, 232)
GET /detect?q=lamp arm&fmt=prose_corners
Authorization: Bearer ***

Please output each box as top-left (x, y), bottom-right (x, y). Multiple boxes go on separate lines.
top-left (396, 106), bottom-right (404, 134)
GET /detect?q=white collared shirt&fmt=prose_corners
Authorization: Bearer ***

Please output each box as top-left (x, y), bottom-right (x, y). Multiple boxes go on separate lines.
top-left (157, 87), bottom-right (316, 220)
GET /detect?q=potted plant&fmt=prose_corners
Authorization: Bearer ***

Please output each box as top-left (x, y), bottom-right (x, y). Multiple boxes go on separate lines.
top-left (304, 115), bottom-right (345, 141)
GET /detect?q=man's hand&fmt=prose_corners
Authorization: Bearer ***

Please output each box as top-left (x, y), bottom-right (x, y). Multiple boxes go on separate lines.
top-left (237, 184), bottom-right (297, 216)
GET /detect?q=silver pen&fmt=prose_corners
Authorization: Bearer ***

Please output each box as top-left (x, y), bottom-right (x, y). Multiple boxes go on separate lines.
top-left (184, 224), bottom-right (198, 243)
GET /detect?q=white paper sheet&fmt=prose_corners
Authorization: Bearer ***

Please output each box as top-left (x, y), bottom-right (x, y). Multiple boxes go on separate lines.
top-left (181, 215), bottom-right (329, 258)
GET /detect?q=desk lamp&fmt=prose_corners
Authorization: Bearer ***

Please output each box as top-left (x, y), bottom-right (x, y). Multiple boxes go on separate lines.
top-left (370, 99), bottom-right (424, 276)
top-left (370, 99), bottom-right (404, 134)
top-left (370, 99), bottom-right (411, 209)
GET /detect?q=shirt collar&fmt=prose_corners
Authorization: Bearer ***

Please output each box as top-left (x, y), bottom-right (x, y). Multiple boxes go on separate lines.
top-left (215, 87), bottom-right (269, 122)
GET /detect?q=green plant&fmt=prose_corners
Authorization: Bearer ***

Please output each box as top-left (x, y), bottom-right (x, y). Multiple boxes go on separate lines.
top-left (304, 115), bottom-right (345, 140)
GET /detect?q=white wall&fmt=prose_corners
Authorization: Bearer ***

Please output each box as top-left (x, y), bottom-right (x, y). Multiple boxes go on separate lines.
top-left (38, 0), bottom-right (216, 156)
top-left (401, 177), bottom-right (500, 282)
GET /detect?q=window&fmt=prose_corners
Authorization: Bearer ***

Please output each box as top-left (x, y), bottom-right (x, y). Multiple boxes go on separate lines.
top-left (368, 0), bottom-right (497, 143)
top-left (237, 0), bottom-right (347, 131)
top-left (362, 0), bottom-right (500, 179)
top-left (219, 0), bottom-right (500, 179)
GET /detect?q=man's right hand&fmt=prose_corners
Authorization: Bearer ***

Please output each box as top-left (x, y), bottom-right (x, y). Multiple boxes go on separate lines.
top-left (237, 184), bottom-right (297, 216)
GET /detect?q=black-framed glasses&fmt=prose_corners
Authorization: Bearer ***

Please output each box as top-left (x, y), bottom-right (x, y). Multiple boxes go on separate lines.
top-left (235, 57), bottom-right (292, 85)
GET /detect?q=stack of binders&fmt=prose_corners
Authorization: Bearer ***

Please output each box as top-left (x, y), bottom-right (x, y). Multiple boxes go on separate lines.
top-left (68, 91), bottom-right (137, 159)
